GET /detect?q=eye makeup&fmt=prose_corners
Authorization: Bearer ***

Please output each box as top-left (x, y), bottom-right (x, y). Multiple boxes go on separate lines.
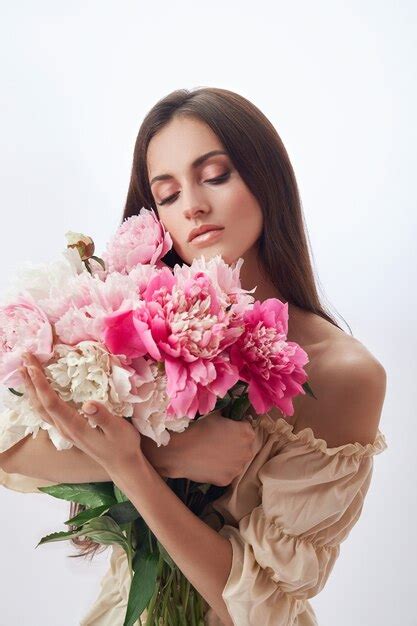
top-left (157, 170), bottom-right (231, 207)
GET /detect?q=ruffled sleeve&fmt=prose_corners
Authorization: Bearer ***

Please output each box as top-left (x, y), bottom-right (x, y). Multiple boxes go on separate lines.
top-left (0, 411), bottom-right (57, 494)
top-left (0, 466), bottom-right (56, 493)
top-left (217, 418), bottom-right (388, 626)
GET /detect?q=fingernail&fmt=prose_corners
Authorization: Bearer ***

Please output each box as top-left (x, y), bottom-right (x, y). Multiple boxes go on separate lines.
top-left (82, 403), bottom-right (97, 414)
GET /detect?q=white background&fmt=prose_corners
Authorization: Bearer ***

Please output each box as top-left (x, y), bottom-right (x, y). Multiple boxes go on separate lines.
top-left (0, 1), bottom-right (414, 624)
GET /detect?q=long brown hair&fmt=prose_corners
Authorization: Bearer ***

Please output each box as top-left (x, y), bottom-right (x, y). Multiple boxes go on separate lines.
top-left (124, 86), bottom-right (351, 331)
top-left (69, 86), bottom-right (352, 558)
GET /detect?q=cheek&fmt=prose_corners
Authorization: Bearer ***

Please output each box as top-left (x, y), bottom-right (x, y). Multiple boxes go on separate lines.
top-left (226, 184), bottom-right (263, 233)
top-left (159, 215), bottom-right (179, 240)
top-left (159, 215), bottom-right (190, 259)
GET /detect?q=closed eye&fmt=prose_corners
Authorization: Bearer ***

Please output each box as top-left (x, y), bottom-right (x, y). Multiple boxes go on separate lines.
top-left (157, 171), bottom-right (231, 206)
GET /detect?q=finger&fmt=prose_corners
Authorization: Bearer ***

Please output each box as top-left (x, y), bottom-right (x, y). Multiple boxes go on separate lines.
top-left (24, 355), bottom-right (118, 451)
top-left (19, 366), bottom-right (56, 427)
top-left (24, 362), bottom-right (89, 444)
top-left (20, 365), bottom-right (75, 444)
top-left (80, 401), bottom-right (118, 435)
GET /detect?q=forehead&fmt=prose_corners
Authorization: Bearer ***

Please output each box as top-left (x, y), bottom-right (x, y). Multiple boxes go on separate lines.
top-left (147, 116), bottom-right (225, 179)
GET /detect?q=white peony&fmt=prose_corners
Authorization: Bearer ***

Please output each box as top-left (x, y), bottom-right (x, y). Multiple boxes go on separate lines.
top-left (0, 247), bottom-right (85, 306)
top-left (46, 341), bottom-right (191, 448)
top-left (45, 341), bottom-right (141, 419)
top-left (0, 340), bottom-right (193, 453)
top-left (131, 359), bottom-right (192, 447)
top-left (0, 385), bottom-right (73, 452)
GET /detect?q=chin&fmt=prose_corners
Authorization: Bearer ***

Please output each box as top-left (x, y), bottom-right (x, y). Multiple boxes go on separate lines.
top-left (189, 248), bottom-right (237, 265)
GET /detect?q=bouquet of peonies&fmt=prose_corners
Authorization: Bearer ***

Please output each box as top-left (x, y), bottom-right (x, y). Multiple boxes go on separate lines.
top-left (0, 208), bottom-right (314, 625)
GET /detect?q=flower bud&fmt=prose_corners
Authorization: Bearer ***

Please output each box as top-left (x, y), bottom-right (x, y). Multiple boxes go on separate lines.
top-left (65, 231), bottom-right (95, 261)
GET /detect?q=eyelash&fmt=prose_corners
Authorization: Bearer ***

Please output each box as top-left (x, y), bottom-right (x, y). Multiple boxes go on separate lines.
top-left (157, 171), bottom-right (231, 206)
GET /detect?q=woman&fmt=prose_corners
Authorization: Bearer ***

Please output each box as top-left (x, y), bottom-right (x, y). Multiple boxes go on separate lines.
top-left (0, 87), bottom-right (388, 625)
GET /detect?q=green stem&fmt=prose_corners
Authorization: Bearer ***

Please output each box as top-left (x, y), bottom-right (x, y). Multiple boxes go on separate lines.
top-left (159, 573), bottom-right (171, 621)
top-left (184, 478), bottom-right (190, 502)
top-left (183, 577), bottom-right (191, 617)
top-left (148, 527), bottom-right (153, 553)
top-left (196, 591), bottom-right (206, 624)
top-left (150, 552), bottom-right (166, 625)
top-left (145, 575), bottom-right (160, 626)
top-left (190, 592), bottom-right (197, 626)
top-left (125, 523), bottom-right (134, 581)
top-left (166, 579), bottom-right (177, 624)
top-left (125, 522), bottom-right (142, 624)
top-left (178, 572), bottom-right (187, 626)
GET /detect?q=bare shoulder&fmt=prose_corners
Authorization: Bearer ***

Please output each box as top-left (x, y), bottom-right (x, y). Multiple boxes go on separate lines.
top-left (293, 323), bottom-right (387, 448)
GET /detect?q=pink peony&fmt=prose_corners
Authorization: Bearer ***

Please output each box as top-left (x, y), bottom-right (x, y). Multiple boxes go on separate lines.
top-left (230, 298), bottom-right (310, 416)
top-left (0, 292), bottom-right (54, 388)
top-left (103, 264), bottom-right (244, 419)
top-left (164, 354), bottom-right (239, 418)
top-left (173, 254), bottom-right (256, 317)
top-left (102, 267), bottom-right (176, 361)
top-left (102, 209), bottom-right (173, 274)
top-left (52, 268), bottom-right (157, 345)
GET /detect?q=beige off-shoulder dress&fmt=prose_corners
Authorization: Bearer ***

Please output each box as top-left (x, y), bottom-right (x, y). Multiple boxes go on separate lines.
top-left (0, 412), bottom-right (388, 625)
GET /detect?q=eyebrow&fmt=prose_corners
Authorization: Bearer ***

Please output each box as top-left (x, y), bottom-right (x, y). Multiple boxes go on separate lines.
top-left (150, 150), bottom-right (228, 187)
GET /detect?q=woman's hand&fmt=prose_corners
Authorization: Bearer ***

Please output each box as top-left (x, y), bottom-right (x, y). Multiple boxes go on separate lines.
top-left (20, 353), bottom-right (143, 476)
top-left (173, 410), bottom-right (258, 486)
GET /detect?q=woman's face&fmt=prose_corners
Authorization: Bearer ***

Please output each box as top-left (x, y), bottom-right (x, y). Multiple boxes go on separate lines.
top-left (147, 115), bottom-right (263, 266)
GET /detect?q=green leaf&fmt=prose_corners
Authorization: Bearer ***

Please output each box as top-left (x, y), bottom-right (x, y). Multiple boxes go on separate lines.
top-left (156, 539), bottom-right (175, 570)
top-left (81, 515), bottom-right (129, 552)
top-left (107, 500), bottom-right (141, 525)
top-left (64, 504), bottom-right (110, 527)
top-left (230, 381), bottom-right (249, 395)
top-left (229, 393), bottom-right (251, 420)
top-left (36, 529), bottom-right (85, 547)
top-left (302, 380), bottom-right (317, 400)
top-left (197, 483), bottom-right (210, 495)
top-left (37, 514), bottom-right (130, 553)
top-left (212, 509), bottom-right (225, 527)
top-left (37, 482), bottom-right (117, 507)
top-left (90, 255), bottom-right (106, 270)
top-left (214, 393), bottom-right (231, 411)
top-left (113, 484), bottom-right (129, 503)
top-left (204, 483), bottom-right (228, 503)
top-left (134, 516), bottom-right (154, 548)
top-left (123, 540), bottom-right (159, 626)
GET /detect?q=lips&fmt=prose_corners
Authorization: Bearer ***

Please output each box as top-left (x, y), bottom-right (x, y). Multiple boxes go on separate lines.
top-left (188, 224), bottom-right (224, 242)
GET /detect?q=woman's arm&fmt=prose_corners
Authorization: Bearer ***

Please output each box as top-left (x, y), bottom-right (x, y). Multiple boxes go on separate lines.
top-left (0, 429), bottom-right (180, 483)
top-left (111, 451), bottom-right (235, 626)
top-left (0, 412), bottom-right (255, 485)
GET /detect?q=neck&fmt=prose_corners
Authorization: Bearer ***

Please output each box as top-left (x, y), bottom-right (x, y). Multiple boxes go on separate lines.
top-left (238, 247), bottom-right (284, 302)
top-left (237, 248), bottom-right (311, 347)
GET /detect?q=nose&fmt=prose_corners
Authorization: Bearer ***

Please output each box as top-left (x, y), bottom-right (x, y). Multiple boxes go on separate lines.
top-left (182, 184), bottom-right (211, 220)
top-left (184, 204), bottom-right (210, 221)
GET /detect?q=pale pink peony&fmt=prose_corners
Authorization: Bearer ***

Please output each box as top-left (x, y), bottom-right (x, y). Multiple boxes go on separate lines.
top-left (45, 341), bottom-right (142, 419)
top-left (103, 264), bottom-right (244, 419)
top-left (0, 292), bottom-right (54, 388)
top-left (1, 247), bottom-right (85, 306)
top-left (230, 298), bottom-right (310, 416)
top-left (0, 384), bottom-right (73, 453)
top-left (173, 254), bottom-right (256, 316)
top-left (0, 341), bottom-right (182, 451)
top-left (130, 357), bottom-right (192, 446)
top-left (50, 265), bottom-right (161, 345)
top-left (102, 209), bottom-right (173, 274)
